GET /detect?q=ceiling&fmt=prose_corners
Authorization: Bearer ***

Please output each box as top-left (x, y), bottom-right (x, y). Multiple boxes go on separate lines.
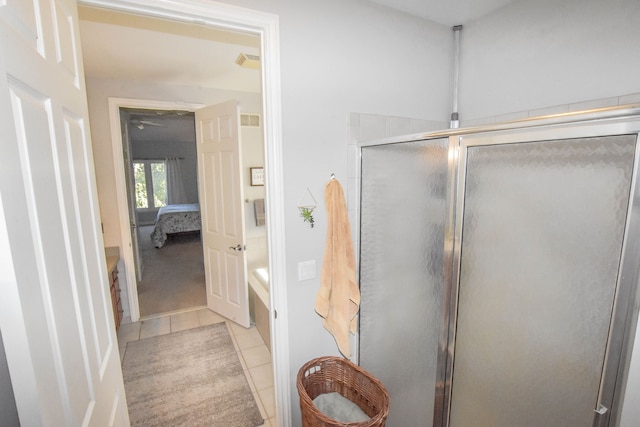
top-left (79, 1), bottom-right (522, 90)
top-left (78, 5), bottom-right (262, 94)
top-left (122, 108), bottom-right (196, 144)
top-left (368, 0), bottom-right (520, 26)
top-left (78, 5), bottom-right (261, 143)
top-left (78, 1), bottom-right (520, 142)
top-left (78, 1), bottom-right (522, 93)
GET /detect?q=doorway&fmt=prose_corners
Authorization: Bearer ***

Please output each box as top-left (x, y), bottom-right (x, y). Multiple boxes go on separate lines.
top-left (120, 107), bottom-right (206, 317)
top-left (79, 2), bottom-right (264, 321)
top-left (78, 0), bottom-right (290, 424)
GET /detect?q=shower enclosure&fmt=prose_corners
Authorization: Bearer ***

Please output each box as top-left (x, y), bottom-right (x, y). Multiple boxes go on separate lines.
top-left (358, 106), bottom-right (640, 427)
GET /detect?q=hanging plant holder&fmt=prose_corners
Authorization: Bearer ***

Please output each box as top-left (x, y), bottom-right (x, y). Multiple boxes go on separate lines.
top-left (299, 206), bottom-right (316, 228)
top-left (297, 188), bottom-right (317, 228)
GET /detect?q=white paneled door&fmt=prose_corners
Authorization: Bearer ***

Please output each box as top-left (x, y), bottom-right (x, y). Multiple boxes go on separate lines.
top-left (195, 100), bottom-right (250, 328)
top-left (0, 0), bottom-right (129, 425)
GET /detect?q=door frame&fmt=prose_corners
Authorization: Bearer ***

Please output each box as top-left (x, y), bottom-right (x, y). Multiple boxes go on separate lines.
top-left (83, 0), bottom-right (291, 424)
top-left (119, 109), bottom-right (143, 283)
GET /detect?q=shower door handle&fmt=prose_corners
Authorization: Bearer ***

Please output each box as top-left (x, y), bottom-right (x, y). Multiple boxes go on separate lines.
top-left (593, 403), bottom-right (609, 427)
top-left (594, 404), bottom-right (608, 415)
top-left (229, 244), bottom-right (245, 252)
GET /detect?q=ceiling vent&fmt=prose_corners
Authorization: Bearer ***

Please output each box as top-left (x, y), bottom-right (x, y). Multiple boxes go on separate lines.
top-left (235, 53), bottom-right (260, 69)
top-left (241, 113), bottom-right (261, 127)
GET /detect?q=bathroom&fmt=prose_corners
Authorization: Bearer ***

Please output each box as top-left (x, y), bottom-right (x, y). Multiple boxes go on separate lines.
top-left (80, 1), bottom-right (640, 425)
top-left (5, 1), bottom-right (640, 426)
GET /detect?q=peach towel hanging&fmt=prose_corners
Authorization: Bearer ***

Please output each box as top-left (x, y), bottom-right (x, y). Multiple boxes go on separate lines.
top-left (315, 178), bottom-right (360, 358)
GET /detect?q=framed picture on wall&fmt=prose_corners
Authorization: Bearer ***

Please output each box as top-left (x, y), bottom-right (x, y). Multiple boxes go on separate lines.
top-left (250, 167), bottom-right (264, 186)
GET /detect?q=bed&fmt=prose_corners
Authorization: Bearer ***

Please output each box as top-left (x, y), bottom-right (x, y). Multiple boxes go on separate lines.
top-left (150, 203), bottom-right (201, 248)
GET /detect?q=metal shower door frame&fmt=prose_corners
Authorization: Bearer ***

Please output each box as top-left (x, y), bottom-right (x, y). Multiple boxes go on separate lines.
top-left (435, 113), bottom-right (640, 427)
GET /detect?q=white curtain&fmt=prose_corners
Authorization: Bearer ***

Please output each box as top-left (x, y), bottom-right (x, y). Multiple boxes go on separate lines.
top-left (166, 158), bottom-right (188, 205)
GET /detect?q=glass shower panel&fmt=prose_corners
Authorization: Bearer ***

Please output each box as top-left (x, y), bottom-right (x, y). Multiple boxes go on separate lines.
top-left (359, 138), bottom-right (449, 426)
top-left (449, 135), bottom-right (636, 427)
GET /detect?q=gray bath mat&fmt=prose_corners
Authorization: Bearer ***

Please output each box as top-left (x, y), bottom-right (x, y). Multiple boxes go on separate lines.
top-left (122, 323), bottom-right (263, 427)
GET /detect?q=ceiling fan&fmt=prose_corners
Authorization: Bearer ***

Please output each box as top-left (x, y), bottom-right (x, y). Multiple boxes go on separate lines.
top-left (130, 118), bottom-right (166, 130)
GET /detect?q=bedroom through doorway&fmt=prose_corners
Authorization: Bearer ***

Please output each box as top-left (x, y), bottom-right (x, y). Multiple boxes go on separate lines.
top-left (121, 107), bottom-right (205, 317)
top-left (117, 99), bottom-right (268, 319)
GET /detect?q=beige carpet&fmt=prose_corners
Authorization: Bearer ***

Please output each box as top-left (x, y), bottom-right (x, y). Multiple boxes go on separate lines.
top-left (137, 225), bottom-right (206, 317)
top-left (122, 323), bottom-right (264, 427)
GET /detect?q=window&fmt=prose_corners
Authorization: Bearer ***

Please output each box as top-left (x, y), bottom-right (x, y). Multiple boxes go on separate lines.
top-left (133, 160), bottom-right (166, 209)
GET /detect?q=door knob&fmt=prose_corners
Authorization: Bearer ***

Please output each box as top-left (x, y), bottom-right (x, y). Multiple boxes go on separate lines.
top-left (229, 244), bottom-right (245, 251)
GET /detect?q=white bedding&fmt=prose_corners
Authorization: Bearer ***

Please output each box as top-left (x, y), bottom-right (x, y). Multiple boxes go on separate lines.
top-left (150, 203), bottom-right (201, 248)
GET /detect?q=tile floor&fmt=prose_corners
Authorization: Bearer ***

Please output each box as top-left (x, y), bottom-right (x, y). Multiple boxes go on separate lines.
top-left (117, 308), bottom-right (277, 427)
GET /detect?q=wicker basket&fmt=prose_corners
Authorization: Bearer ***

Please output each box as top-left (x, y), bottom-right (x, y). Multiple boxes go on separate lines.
top-left (297, 356), bottom-right (390, 427)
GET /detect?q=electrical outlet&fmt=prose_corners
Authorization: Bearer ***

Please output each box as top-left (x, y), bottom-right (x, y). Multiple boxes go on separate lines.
top-left (298, 260), bottom-right (316, 281)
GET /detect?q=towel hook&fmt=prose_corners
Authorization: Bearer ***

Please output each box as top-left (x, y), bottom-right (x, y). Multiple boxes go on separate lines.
top-left (330, 173), bottom-right (336, 180)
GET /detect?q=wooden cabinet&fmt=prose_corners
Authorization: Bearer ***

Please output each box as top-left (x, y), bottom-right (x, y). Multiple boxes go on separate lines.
top-left (106, 248), bottom-right (123, 332)
top-left (109, 266), bottom-right (123, 332)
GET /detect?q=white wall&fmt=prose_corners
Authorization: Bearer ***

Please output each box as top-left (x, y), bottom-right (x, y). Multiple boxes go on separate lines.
top-left (459, 0), bottom-right (640, 122)
top-left (209, 1), bottom-right (453, 424)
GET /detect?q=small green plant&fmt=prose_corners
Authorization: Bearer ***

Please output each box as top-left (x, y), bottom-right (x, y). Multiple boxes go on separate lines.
top-left (299, 207), bottom-right (315, 228)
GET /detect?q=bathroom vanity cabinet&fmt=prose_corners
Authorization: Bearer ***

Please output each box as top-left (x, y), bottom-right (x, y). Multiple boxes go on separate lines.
top-left (105, 248), bottom-right (122, 332)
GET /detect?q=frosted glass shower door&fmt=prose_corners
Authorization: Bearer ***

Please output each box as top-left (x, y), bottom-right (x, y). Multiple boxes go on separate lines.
top-left (448, 135), bottom-right (637, 427)
top-left (359, 138), bottom-right (450, 426)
